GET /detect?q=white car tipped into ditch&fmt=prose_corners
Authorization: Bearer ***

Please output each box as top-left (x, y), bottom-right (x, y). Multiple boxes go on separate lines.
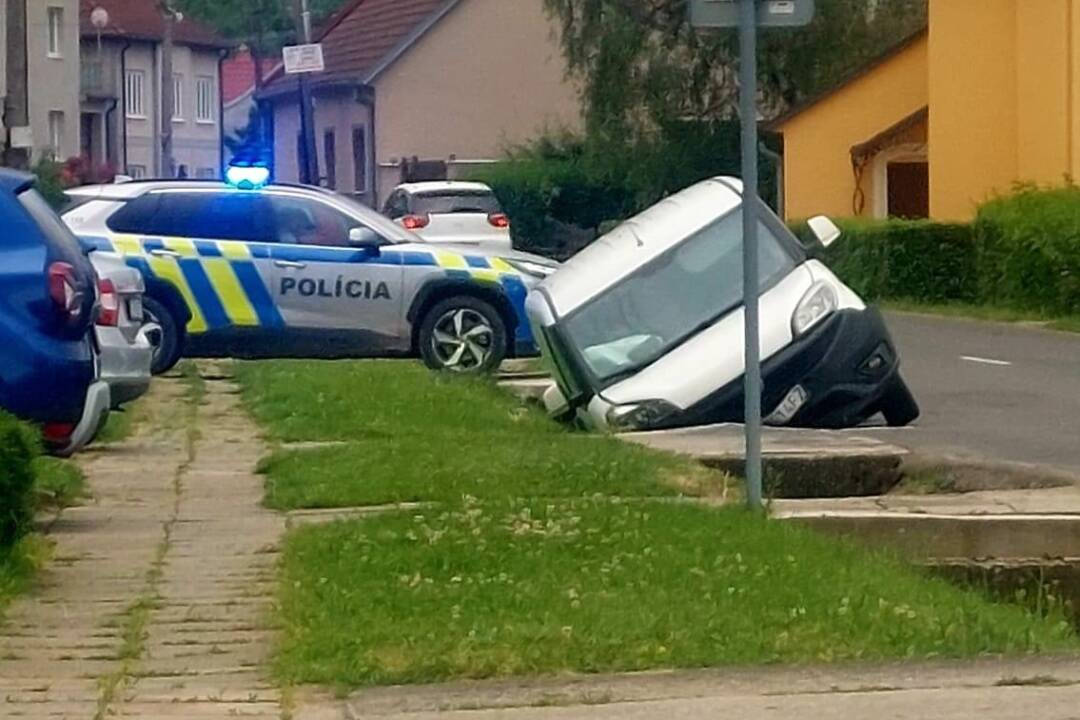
top-left (525, 177), bottom-right (920, 432)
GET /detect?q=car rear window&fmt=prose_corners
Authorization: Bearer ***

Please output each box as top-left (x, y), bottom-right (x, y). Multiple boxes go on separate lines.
top-left (17, 189), bottom-right (89, 263)
top-left (107, 191), bottom-right (273, 242)
top-left (412, 191), bottom-right (501, 215)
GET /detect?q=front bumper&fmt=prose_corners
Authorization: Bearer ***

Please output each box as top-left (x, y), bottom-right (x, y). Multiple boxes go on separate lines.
top-left (51, 380), bottom-right (111, 457)
top-left (96, 324), bottom-right (156, 407)
top-left (620, 308), bottom-right (900, 431)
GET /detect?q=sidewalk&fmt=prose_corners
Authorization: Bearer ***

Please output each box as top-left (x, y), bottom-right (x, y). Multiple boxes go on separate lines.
top-left (336, 657), bottom-right (1080, 719)
top-left (0, 367), bottom-right (286, 718)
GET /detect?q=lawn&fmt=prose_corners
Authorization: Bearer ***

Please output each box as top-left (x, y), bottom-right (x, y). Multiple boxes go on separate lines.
top-left (32, 457), bottom-right (86, 511)
top-left (244, 359), bottom-right (724, 509)
top-left (236, 360), bottom-right (560, 443)
top-left (235, 360), bottom-right (1078, 690)
top-left (277, 498), bottom-right (1075, 687)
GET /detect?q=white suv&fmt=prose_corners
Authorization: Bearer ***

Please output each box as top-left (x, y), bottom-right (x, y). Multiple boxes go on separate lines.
top-left (383, 181), bottom-right (513, 251)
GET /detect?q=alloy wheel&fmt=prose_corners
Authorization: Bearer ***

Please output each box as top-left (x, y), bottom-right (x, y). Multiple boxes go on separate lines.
top-left (431, 308), bottom-right (494, 371)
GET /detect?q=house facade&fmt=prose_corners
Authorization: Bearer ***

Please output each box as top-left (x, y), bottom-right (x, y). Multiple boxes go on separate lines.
top-left (1, 0), bottom-right (81, 163)
top-left (78, 0), bottom-right (228, 178)
top-left (773, 0), bottom-right (1080, 222)
top-left (261, 0), bottom-right (581, 207)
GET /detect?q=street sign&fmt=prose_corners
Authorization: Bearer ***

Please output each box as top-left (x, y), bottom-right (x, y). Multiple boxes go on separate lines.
top-left (283, 43), bottom-right (325, 74)
top-left (690, 0), bottom-right (815, 28)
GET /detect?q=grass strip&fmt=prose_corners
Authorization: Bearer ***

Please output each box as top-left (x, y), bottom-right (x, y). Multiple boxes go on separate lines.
top-left (275, 497), bottom-right (1076, 687)
top-left (884, 301), bottom-right (1080, 334)
top-left (235, 360), bottom-right (559, 442)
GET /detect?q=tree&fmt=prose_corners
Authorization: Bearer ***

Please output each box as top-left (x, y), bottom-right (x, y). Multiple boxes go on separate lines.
top-left (544, 0), bottom-right (927, 142)
top-left (178, 0), bottom-right (346, 84)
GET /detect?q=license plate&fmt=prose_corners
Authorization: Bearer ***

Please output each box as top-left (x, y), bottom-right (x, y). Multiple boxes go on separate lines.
top-left (127, 297), bottom-right (143, 322)
top-left (765, 385), bottom-right (808, 425)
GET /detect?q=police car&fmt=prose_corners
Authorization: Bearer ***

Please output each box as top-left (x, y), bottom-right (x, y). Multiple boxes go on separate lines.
top-left (62, 167), bottom-right (558, 374)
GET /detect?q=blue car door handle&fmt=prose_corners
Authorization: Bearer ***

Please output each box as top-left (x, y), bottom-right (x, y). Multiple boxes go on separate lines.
top-left (150, 248), bottom-right (182, 258)
top-left (274, 260), bottom-right (307, 269)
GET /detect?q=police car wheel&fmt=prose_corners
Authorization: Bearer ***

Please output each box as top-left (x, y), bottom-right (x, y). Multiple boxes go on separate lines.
top-left (419, 297), bottom-right (507, 374)
top-left (144, 297), bottom-right (184, 376)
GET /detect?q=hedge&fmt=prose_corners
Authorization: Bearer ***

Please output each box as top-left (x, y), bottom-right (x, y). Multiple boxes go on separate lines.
top-left (791, 219), bottom-right (979, 305)
top-left (974, 185), bottom-right (1080, 316)
top-left (0, 413), bottom-right (39, 549)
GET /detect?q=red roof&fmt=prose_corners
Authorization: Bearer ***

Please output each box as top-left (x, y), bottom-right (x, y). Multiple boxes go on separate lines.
top-left (222, 50), bottom-right (280, 105)
top-left (80, 0), bottom-right (230, 49)
top-left (264, 0), bottom-right (454, 91)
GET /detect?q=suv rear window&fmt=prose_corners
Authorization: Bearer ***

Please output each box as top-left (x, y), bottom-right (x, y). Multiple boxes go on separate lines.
top-left (412, 191), bottom-right (501, 215)
top-left (18, 189), bottom-right (89, 263)
top-left (108, 191), bottom-right (273, 242)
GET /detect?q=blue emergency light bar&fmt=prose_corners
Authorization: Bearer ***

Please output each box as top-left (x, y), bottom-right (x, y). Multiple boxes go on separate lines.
top-left (226, 164), bottom-right (271, 190)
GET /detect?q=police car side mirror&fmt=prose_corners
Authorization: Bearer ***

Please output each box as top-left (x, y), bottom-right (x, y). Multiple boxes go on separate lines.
top-left (348, 227), bottom-right (383, 253)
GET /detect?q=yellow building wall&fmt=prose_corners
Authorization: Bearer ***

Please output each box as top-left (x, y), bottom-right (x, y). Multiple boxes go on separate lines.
top-left (927, 0), bottom-right (1018, 220)
top-left (1016, 0), bottom-right (1071, 183)
top-left (777, 35), bottom-right (929, 220)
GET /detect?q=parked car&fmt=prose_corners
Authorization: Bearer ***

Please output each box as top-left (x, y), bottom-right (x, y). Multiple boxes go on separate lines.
top-left (63, 174), bottom-right (557, 374)
top-left (88, 252), bottom-right (156, 408)
top-left (526, 177), bottom-right (920, 432)
top-left (0, 169), bottom-right (110, 456)
top-left (382, 181), bottom-right (513, 251)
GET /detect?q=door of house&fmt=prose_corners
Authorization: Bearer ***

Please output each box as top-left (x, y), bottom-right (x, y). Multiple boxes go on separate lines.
top-left (887, 161), bottom-right (929, 219)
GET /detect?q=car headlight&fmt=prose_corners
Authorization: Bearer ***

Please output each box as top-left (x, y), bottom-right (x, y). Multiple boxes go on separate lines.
top-left (792, 281), bottom-right (838, 336)
top-left (605, 400), bottom-right (681, 432)
top-left (506, 258), bottom-right (558, 278)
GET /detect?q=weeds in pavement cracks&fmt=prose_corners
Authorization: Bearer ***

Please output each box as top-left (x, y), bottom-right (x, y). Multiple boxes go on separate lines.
top-left (94, 364), bottom-right (201, 720)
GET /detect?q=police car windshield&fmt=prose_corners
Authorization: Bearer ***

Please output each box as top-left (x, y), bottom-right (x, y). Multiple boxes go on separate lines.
top-left (327, 191), bottom-right (419, 244)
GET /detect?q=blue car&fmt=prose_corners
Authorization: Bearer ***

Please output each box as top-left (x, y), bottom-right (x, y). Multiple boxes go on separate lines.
top-left (0, 169), bottom-right (110, 455)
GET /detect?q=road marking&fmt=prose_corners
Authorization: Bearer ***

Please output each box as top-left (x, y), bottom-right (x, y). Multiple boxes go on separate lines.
top-left (961, 355), bottom-right (1013, 367)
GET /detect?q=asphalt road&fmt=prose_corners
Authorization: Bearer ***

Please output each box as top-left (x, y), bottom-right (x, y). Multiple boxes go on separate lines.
top-left (876, 311), bottom-right (1080, 473)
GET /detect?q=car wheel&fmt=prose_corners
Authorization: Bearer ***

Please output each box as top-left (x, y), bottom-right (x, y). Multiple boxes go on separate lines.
top-left (419, 296), bottom-right (508, 373)
top-left (143, 297), bottom-right (184, 375)
top-left (880, 376), bottom-right (920, 427)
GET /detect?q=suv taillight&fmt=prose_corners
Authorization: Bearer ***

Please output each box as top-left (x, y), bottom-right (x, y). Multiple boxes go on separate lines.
top-left (402, 214), bottom-right (430, 230)
top-left (488, 213), bottom-right (510, 229)
top-left (48, 262), bottom-right (83, 322)
top-left (97, 278), bottom-right (119, 327)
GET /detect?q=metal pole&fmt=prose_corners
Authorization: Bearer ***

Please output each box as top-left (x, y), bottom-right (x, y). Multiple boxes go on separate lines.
top-left (160, 1), bottom-right (176, 178)
top-left (295, 0), bottom-right (319, 184)
top-left (3, 0), bottom-right (30, 169)
top-left (739, 0), bottom-right (763, 510)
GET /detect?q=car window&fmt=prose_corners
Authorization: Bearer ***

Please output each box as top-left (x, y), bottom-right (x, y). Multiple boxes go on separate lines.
top-left (107, 191), bottom-right (274, 243)
top-left (268, 195), bottom-right (365, 247)
top-left (18, 188), bottom-right (91, 263)
top-left (385, 191), bottom-right (409, 219)
top-left (412, 191), bottom-right (501, 215)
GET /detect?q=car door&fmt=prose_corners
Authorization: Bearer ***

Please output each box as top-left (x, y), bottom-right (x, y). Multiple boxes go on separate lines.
top-left (265, 191), bottom-right (405, 354)
top-left (105, 190), bottom-right (282, 338)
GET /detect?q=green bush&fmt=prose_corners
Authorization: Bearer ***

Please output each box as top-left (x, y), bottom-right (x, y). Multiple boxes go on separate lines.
top-left (470, 123), bottom-right (779, 259)
top-left (0, 413), bottom-right (39, 549)
top-left (794, 219), bottom-right (978, 304)
top-left (975, 185), bottom-right (1080, 316)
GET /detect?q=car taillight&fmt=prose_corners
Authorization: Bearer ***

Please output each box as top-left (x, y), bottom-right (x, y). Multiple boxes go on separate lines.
top-left (42, 422), bottom-right (75, 444)
top-left (48, 262), bottom-right (83, 322)
top-left (402, 214), bottom-right (430, 230)
top-left (488, 213), bottom-right (510, 229)
top-left (97, 278), bottom-right (119, 327)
